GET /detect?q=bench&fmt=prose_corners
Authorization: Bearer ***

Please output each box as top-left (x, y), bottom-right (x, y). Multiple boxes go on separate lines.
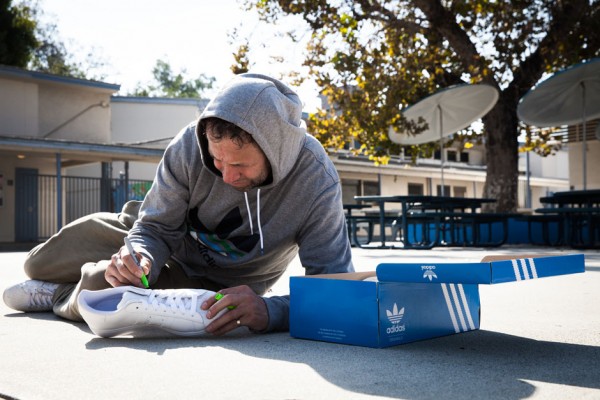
top-left (412, 212), bottom-right (510, 247)
top-left (346, 214), bottom-right (439, 249)
top-left (535, 207), bottom-right (600, 248)
top-left (345, 215), bottom-right (400, 248)
top-left (514, 214), bottom-right (564, 246)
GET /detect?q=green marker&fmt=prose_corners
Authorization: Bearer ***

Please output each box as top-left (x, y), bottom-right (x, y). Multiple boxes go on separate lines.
top-left (124, 237), bottom-right (149, 288)
top-left (214, 292), bottom-right (236, 310)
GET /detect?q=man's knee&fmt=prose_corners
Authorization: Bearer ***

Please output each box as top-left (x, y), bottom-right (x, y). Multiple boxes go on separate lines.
top-left (80, 261), bottom-right (112, 291)
top-left (23, 247), bottom-right (45, 280)
top-left (119, 200), bottom-right (142, 228)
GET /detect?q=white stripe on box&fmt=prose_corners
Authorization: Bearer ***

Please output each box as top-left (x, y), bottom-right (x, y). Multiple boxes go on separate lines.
top-left (512, 259), bottom-right (522, 281)
top-left (441, 284), bottom-right (460, 333)
top-left (449, 284), bottom-right (468, 331)
top-left (520, 258), bottom-right (531, 280)
top-left (528, 258), bottom-right (539, 278)
top-left (457, 284), bottom-right (476, 330)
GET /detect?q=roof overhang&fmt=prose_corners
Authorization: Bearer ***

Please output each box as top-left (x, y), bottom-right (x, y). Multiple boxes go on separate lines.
top-left (0, 136), bottom-right (164, 166)
top-left (0, 65), bottom-right (120, 94)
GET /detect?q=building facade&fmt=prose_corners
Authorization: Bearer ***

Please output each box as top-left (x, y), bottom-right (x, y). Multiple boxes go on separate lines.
top-left (1, 66), bottom-right (584, 244)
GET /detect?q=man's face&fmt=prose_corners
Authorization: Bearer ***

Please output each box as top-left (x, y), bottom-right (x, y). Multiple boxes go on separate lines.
top-left (206, 132), bottom-right (271, 192)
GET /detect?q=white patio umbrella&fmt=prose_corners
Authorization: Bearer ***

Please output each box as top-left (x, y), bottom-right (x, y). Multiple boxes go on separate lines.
top-left (389, 83), bottom-right (499, 195)
top-left (517, 58), bottom-right (600, 190)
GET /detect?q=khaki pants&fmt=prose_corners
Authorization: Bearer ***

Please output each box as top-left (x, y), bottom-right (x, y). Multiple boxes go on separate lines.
top-left (24, 201), bottom-right (223, 321)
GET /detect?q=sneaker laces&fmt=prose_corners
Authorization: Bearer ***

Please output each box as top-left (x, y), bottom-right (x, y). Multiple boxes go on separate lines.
top-left (23, 283), bottom-right (55, 308)
top-left (146, 289), bottom-right (202, 316)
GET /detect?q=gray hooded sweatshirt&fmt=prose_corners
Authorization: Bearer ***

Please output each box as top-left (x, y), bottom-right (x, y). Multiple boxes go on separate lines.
top-left (128, 73), bottom-right (354, 332)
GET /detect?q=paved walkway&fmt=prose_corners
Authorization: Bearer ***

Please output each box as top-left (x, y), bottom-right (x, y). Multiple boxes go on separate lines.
top-left (1, 246), bottom-right (599, 400)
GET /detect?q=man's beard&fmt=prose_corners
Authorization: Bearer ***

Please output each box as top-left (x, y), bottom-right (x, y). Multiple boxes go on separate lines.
top-left (229, 170), bottom-right (272, 192)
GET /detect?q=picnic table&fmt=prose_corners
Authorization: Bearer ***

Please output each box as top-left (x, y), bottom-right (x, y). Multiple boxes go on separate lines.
top-left (343, 203), bottom-right (373, 246)
top-left (351, 195), bottom-right (504, 249)
top-left (535, 190), bottom-right (600, 248)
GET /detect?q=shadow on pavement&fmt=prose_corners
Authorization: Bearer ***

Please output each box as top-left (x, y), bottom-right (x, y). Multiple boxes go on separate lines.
top-left (82, 328), bottom-right (600, 400)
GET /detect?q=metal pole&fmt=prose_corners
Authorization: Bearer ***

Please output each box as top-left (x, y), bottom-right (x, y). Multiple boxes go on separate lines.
top-left (438, 104), bottom-right (445, 196)
top-left (125, 161), bottom-right (130, 202)
top-left (56, 153), bottom-right (63, 231)
top-left (581, 82), bottom-right (587, 190)
top-left (526, 150), bottom-right (531, 209)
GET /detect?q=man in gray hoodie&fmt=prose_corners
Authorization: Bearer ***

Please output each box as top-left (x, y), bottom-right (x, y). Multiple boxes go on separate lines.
top-left (3, 73), bottom-right (354, 334)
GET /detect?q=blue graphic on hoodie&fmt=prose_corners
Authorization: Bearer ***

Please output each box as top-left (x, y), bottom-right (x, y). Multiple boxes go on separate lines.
top-left (187, 206), bottom-right (259, 259)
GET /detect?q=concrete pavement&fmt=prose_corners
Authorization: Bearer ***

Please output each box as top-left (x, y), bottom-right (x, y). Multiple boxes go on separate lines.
top-left (1, 245), bottom-right (599, 400)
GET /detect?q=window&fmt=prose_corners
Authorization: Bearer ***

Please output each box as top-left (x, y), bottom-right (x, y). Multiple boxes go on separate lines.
top-left (341, 179), bottom-right (360, 204)
top-left (341, 179), bottom-right (379, 203)
top-left (363, 181), bottom-right (379, 196)
top-left (447, 150), bottom-right (457, 162)
top-left (436, 185), bottom-right (451, 196)
top-left (408, 183), bottom-right (424, 195)
top-left (460, 152), bottom-right (469, 163)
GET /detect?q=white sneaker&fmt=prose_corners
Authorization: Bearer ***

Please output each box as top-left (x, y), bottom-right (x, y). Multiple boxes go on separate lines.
top-left (3, 280), bottom-right (60, 312)
top-left (77, 286), bottom-right (228, 338)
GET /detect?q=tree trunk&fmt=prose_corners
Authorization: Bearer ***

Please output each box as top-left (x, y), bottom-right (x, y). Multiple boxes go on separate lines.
top-left (482, 94), bottom-right (520, 213)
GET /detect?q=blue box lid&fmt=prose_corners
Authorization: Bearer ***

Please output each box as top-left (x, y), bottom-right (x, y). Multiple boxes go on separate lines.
top-left (376, 254), bottom-right (585, 284)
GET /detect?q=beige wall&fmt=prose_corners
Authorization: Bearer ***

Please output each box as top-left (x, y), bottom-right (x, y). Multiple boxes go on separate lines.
top-left (67, 98), bottom-right (205, 181)
top-left (335, 157), bottom-right (487, 199)
top-left (0, 78), bottom-right (38, 137)
top-left (0, 75), bottom-right (114, 143)
top-left (66, 161), bottom-right (159, 182)
top-left (111, 99), bottom-right (202, 143)
top-left (334, 148), bottom-right (571, 210)
top-left (376, 169), bottom-right (485, 197)
top-left (0, 69), bottom-right (119, 242)
top-left (569, 141), bottom-right (600, 190)
top-left (38, 84), bottom-right (112, 142)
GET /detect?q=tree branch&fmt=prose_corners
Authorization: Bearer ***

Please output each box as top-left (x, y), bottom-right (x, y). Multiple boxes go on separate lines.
top-left (353, 0), bottom-right (426, 37)
top-left (412, 0), bottom-right (489, 82)
top-left (509, 0), bottom-right (597, 101)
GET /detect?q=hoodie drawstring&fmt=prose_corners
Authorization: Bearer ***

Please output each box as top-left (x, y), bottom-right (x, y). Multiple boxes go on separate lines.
top-left (244, 192), bottom-right (254, 234)
top-left (256, 189), bottom-right (264, 254)
top-left (244, 190), bottom-right (264, 255)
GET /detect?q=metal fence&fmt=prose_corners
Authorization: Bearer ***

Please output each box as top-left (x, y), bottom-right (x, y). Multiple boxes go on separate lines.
top-left (31, 174), bottom-right (153, 240)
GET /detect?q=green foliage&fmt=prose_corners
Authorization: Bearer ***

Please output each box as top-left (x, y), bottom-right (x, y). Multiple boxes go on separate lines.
top-left (28, 19), bottom-right (87, 78)
top-left (519, 126), bottom-right (564, 157)
top-left (1, 0), bottom-right (101, 79)
top-left (245, 0), bottom-right (600, 210)
top-left (229, 28), bottom-right (252, 75)
top-left (230, 41), bottom-right (251, 75)
top-left (129, 59), bottom-right (215, 98)
top-left (0, 0), bottom-right (38, 67)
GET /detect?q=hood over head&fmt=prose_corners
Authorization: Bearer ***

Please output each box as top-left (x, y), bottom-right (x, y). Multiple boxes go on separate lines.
top-left (196, 73), bottom-right (307, 187)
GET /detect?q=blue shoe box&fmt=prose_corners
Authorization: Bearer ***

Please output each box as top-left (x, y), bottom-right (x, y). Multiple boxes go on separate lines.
top-left (289, 254), bottom-right (585, 348)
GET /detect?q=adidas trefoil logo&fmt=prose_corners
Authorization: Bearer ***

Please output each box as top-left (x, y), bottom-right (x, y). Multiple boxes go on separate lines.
top-left (386, 303), bottom-right (406, 334)
top-left (386, 303), bottom-right (405, 324)
top-left (422, 265), bottom-right (438, 281)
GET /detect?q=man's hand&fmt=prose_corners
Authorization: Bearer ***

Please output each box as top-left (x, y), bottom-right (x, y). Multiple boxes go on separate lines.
top-left (105, 245), bottom-right (151, 288)
top-left (202, 285), bottom-right (269, 335)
